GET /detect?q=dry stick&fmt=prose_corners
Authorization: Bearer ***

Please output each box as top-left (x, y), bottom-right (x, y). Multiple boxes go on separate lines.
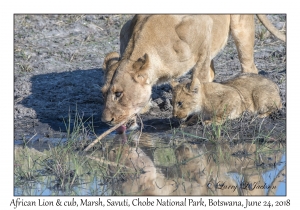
top-left (83, 114), bottom-right (136, 152)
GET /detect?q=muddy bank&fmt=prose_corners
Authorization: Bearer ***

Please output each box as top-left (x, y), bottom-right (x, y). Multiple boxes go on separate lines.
top-left (14, 14), bottom-right (286, 141)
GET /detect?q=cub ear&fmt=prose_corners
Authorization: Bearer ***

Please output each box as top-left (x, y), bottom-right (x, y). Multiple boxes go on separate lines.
top-left (189, 78), bottom-right (200, 93)
top-left (170, 80), bottom-right (179, 89)
top-left (103, 52), bottom-right (120, 72)
top-left (132, 53), bottom-right (150, 85)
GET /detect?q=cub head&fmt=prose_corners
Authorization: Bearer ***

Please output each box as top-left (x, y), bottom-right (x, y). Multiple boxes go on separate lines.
top-left (101, 52), bottom-right (152, 126)
top-left (171, 78), bottom-right (202, 121)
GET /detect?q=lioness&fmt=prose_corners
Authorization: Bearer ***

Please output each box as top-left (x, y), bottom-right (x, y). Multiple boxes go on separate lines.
top-left (171, 73), bottom-right (282, 125)
top-left (101, 15), bottom-right (285, 126)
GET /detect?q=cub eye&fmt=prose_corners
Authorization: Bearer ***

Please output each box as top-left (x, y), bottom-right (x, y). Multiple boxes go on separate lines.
top-left (177, 101), bottom-right (183, 107)
top-left (115, 92), bottom-right (122, 97)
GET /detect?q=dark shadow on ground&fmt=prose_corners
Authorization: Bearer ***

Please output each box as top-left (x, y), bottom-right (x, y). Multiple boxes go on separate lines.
top-left (16, 68), bottom-right (111, 139)
top-left (141, 118), bottom-right (180, 133)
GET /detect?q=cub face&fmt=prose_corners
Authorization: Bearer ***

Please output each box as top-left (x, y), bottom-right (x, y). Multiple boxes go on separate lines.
top-left (171, 79), bottom-right (201, 121)
top-left (101, 52), bottom-right (152, 126)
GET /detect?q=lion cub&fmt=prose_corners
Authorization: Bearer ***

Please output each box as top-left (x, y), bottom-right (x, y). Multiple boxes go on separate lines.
top-left (171, 73), bottom-right (282, 125)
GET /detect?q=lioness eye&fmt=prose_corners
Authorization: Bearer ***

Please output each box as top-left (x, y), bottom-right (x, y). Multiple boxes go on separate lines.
top-left (115, 92), bottom-right (122, 97)
top-left (177, 101), bottom-right (182, 107)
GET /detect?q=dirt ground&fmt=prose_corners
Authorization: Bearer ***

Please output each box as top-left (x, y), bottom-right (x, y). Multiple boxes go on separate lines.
top-left (14, 14), bottom-right (286, 141)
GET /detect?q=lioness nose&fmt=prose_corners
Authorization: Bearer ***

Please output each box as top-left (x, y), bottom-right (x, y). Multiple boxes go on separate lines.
top-left (103, 118), bottom-right (114, 123)
top-left (101, 109), bottom-right (114, 123)
top-left (101, 114), bottom-right (114, 124)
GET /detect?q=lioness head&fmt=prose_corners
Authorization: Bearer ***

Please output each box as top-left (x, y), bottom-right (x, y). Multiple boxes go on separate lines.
top-left (171, 79), bottom-right (202, 121)
top-left (101, 52), bottom-right (152, 125)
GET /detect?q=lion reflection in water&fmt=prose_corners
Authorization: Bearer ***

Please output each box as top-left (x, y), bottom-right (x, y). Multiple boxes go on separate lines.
top-left (103, 140), bottom-right (284, 196)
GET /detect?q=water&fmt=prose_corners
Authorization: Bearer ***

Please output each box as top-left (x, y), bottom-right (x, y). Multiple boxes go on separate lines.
top-left (14, 130), bottom-right (286, 196)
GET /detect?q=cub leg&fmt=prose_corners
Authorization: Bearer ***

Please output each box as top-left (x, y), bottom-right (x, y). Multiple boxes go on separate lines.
top-left (230, 15), bottom-right (258, 74)
top-left (180, 115), bottom-right (199, 127)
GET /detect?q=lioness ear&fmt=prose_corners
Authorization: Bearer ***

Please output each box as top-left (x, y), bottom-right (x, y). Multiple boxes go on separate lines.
top-left (133, 53), bottom-right (150, 84)
top-left (103, 52), bottom-right (120, 72)
top-left (189, 78), bottom-right (200, 93)
top-left (133, 53), bottom-right (150, 71)
top-left (170, 80), bottom-right (179, 89)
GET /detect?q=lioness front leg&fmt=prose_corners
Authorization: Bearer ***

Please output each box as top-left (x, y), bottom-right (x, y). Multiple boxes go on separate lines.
top-left (190, 35), bottom-right (213, 83)
top-left (126, 116), bottom-right (139, 130)
top-left (192, 53), bottom-right (212, 83)
top-left (177, 15), bottom-right (214, 83)
top-left (230, 15), bottom-right (258, 74)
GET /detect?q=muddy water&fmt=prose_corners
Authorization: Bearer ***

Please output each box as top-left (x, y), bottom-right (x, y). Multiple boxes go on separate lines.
top-left (14, 130), bottom-right (286, 196)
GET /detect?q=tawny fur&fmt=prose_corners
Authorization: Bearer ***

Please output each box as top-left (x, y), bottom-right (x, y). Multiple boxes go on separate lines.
top-left (171, 73), bottom-right (282, 125)
top-left (101, 15), bottom-right (285, 125)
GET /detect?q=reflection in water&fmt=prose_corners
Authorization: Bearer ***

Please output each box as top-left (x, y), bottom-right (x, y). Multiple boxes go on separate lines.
top-left (14, 131), bottom-right (286, 196)
top-left (102, 139), bottom-right (284, 195)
